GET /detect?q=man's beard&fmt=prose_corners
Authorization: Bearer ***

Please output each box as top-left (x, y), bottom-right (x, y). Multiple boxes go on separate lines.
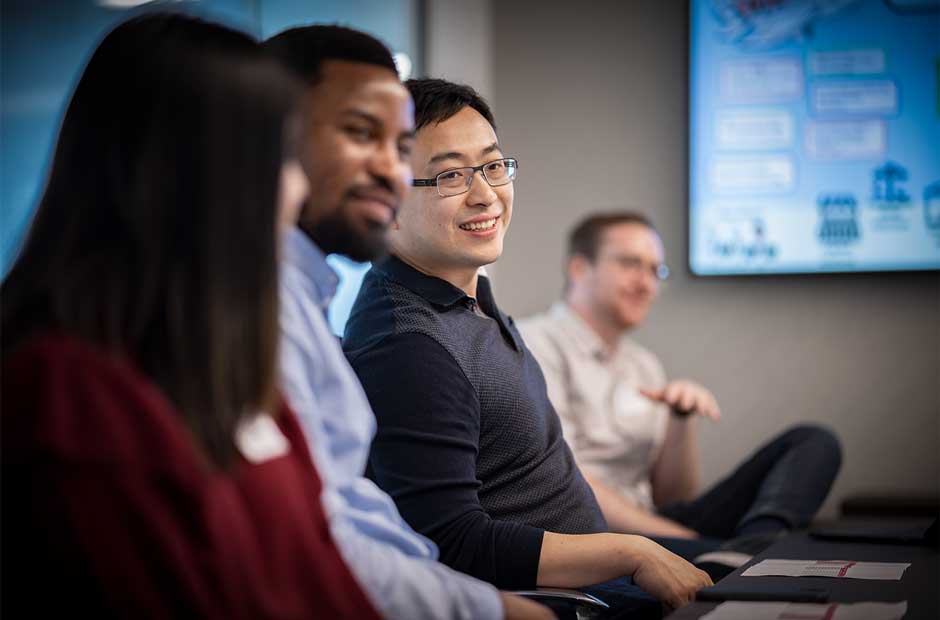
top-left (309, 206), bottom-right (389, 264)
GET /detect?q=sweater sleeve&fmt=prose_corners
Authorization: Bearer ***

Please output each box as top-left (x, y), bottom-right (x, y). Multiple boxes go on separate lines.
top-left (350, 331), bottom-right (545, 589)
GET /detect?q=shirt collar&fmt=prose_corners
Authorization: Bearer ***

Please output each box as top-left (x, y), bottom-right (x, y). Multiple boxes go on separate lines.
top-left (376, 255), bottom-right (522, 352)
top-left (550, 301), bottom-right (611, 362)
top-left (375, 254), bottom-right (471, 309)
top-left (284, 227), bottom-right (339, 309)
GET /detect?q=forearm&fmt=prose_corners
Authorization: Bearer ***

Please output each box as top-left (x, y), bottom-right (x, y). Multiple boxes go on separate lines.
top-left (537, 532), bottom-right (656, 587)
top-left (652, 416), bottom-right (700, 506)
top-left (538, 532), bottom-right (714, 610)
top-left (585, 473), bottom-right (697, 538)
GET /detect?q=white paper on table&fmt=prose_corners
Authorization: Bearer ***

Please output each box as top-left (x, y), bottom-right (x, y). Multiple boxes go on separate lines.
top-left (741, 559), bottom-right (910, 580)
top-left (692, 551), bottom-right (753, 568)
top-left (701, 601), bottom-right (907, 620)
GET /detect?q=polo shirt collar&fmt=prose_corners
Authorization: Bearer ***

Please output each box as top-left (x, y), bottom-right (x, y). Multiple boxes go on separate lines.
top-left (477, 274), bottom-right (524, 352)
top-left (376, 255), bottom-right (523, 352)
top-left (376, 254), bottom-right (468, 308)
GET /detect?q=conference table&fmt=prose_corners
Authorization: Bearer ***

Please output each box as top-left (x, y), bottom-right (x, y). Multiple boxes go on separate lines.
top-left (668, 522), bottom-right (938, 619)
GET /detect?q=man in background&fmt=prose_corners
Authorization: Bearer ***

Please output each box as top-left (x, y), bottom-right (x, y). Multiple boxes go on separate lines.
top-left (519, 212), bottom-right (841, 550)
top-left (265, 26), bottom-right (552, 620)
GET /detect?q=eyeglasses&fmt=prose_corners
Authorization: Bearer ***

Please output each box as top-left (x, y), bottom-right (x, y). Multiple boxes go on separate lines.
top-left (413, 157), bottom-right (518, 197)
top-left (606, 254), bottom-right (671, 281)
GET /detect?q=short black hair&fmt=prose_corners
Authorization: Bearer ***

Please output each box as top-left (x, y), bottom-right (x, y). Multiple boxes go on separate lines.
top-left (568, 212), bottom-right (657, 261)
top-left (263, 24), bottom-right (397, 84)
top-left (405, 78), bottom-right (496, 132)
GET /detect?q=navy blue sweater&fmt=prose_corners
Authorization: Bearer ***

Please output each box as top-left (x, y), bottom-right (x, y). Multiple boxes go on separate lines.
top-left (343, 256), bottom-right (606, 589)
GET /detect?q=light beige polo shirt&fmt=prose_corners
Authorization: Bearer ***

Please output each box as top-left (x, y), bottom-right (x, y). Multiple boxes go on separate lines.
top-left (518, 302), bottom-right (670, 510)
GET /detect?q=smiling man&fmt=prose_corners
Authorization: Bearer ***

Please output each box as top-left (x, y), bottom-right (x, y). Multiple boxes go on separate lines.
top-left (267, 27), bottom-right (554, 620)
top-left (519, 212), bottom-right (842, 551)
top-left (343, 79), bottom-right (712, 618)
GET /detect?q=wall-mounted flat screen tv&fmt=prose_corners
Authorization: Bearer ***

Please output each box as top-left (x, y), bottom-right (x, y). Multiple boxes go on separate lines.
top-left (690, 0), bottom-right (940, 275)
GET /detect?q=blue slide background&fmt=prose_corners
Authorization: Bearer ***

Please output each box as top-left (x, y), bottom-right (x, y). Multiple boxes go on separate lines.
top-left (690, 0), bottom-right (940, 275)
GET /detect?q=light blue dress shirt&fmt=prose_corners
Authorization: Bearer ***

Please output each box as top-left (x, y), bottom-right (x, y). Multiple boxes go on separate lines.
top-left (279, 228), bottom-right (502, 620)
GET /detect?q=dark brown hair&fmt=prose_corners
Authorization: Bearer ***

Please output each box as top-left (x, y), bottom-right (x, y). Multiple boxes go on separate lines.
top-left (1, 13), bottom-right (302, 468)
top-left (568, 211), bottom-right (656, 262)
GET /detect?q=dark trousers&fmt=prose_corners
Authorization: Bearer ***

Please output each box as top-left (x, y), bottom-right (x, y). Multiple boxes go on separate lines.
top-left (659, 424), bottom-right (842, 538)
top-left (576, 426), bottom-right (841, 619)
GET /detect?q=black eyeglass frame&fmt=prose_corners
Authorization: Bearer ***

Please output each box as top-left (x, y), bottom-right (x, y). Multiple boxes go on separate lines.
top-left (412, 157), bottom-right (519, 197)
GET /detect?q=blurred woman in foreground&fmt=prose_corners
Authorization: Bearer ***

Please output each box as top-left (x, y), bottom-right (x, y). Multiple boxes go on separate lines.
top-left (1, 13), bottom-right (379, 619)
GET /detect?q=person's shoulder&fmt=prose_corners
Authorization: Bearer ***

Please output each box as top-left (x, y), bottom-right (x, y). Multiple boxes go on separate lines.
top-left (517, 301), bottom-right (567, 334)
top-left (2, 332), bottom-right (203, 471)
top-left (343, 266), bottom-right (396, 348)
top-left (517, 303), bottom-right (571, 351)
top-left (345, 330), bottom-right (472, 408)
top-left (345, 268), bottom-right (449, 356)
top-left (516, 309), bottom-right (550, 333)
top-left (4, 332), bottom-right (138, 393)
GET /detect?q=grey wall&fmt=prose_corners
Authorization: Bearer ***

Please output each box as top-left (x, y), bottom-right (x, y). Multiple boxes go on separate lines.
top-left (481, 0), bottom-right (940, 517)
top-left (425, 1), bottom-right (493, 102)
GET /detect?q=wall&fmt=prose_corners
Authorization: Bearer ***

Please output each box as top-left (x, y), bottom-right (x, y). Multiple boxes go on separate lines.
top-left (425, 0), bottom-right (493, 102)
top-left (475, 0), bottom-right (939, 517)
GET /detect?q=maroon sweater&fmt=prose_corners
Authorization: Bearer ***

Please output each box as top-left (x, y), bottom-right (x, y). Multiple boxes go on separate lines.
top-left (1, 333), bottom-right (380, 620)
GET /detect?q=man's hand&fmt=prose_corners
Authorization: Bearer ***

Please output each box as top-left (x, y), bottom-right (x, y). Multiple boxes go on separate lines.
top-left (640, 380), bottom-right (721, 420)
top-left (500, 592), bottom-right (558, 620)
top-left (628, 536), bottom-right (713, 610)
top-left (538, 532), bottom-right (711, 608)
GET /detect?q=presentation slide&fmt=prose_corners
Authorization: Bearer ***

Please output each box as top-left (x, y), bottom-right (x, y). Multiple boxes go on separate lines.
top-left (690, 0), bottom-right (940, 275)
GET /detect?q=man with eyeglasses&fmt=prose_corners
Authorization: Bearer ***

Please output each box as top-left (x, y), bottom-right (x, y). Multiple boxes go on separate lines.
top-left (266, 27), bottom-right (554, 620)
top-left (519, 212), bottom-right (842, 557)
top-left (343, 79), bottom-right (713, 618)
